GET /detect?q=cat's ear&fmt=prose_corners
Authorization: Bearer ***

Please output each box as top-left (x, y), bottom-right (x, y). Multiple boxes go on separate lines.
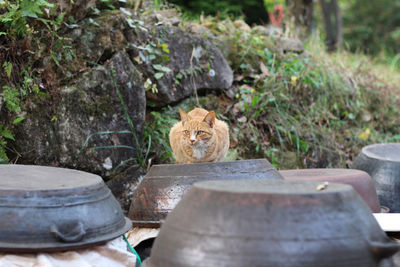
top-left (203, 111), bottom-right (215, 128)
top-left (179, 109), bottom-right (190, 126)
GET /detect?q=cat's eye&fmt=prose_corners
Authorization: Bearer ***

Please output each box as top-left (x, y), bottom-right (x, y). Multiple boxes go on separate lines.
top-left (183, 130), bottom-right (190, 135)
top-left (197, 130), bottom-right (204, 135)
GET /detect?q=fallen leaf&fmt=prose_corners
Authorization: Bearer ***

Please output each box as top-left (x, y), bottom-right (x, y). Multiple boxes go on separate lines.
top-left (316, 182), bottom-right (329, 191)
top-left (240, 84), bottom-right (253, 91)
top-left (259, 61), bottom-right (270, 78)
top-left (234, 75), bottom-right (244, 81)
top-left (237, 116), bottom-right (247, 123)
top-left (361, 111), bottom-right (372, 122)
top-left (230, 138), bottom-right (238, 148)
top-left (291, 76), bottom-right (298, 86)
top-left (134, 56), bottom-right (142, 64)
top-left (358, 128), bottom-right (371, 141)
top-left (232, 102), bottom-right (244, 115)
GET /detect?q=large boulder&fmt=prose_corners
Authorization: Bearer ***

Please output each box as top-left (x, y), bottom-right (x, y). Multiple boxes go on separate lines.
top-left (68, 10), bottom-right (127, 65)
top-left (139, 26), bottom-right (233, 106)
top-left (67, 9), bottom-right (233, 107)
top-left (12, 51), bottom-right (146, 179)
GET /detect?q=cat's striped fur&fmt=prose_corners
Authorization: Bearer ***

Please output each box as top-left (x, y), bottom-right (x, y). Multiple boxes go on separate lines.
top-left (169, 108), bottom-right (229, 164)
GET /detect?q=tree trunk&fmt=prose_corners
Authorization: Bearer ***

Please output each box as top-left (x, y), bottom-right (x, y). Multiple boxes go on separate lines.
top-left (285, 0), bottom-right (315, 35)
top-left (320, 0), bottom-right (343, 51)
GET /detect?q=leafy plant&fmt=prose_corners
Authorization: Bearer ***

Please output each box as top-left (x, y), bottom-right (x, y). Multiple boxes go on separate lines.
top-left (2, 61), bottom-right (12, 78)
top-left (152, 64), bottom-right (172, 79)
top-left (143, 110), bottom-right (178, 163)
top-left (98, 0), bottom-right (116, 10)
top-left (0, 68), bottom-right (41, 161)
top-left (2, 85), bottom-right (21, 113)
top-left (0, 0), bottom-right (54, 38)
top-left (135, 38), bottom-right (170, 65)
top-left (0, 125), bottom-right (14, 163)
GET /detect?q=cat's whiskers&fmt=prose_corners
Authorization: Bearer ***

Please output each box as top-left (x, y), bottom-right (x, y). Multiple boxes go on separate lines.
top-left (192, 140), bottom-right (211, 159)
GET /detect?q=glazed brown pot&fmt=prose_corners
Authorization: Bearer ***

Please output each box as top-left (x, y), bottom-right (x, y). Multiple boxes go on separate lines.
top-left (128, 159), bottom-right (283, 227)
top-left (280, 168), bottom-right (381, 212)
top-left (145, 180), bottom-right (399, 267)
top-left (0, 165), bottom-right (131, 252)
top-left (352, 143), bottom-right (400, 212)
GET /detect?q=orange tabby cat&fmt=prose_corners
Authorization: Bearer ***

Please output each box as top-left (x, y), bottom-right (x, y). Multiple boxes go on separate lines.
top-left (169, 108), bottom-right (229, 164)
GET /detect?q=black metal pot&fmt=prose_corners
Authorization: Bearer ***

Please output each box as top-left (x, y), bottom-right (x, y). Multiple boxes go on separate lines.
top-left (352, 143), bottom-right (400, 212)
top-left (0, 165), bottom-right (131, 252)
top-left (128, 159), bottom-right (283, 227)
top-left (145, 180), bottom-right (399, 267)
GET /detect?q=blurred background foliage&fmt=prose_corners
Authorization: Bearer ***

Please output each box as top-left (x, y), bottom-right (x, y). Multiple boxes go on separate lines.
top-left (169, 0), bottom-right (271, 25)
top-left (342, 0), bottom-right (400, 56)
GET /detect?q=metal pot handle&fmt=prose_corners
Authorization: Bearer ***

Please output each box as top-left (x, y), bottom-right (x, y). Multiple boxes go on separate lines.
top-left (370, 240), bottom-right (400, 260)
top-left (50, 221), bottom-right (86, 243)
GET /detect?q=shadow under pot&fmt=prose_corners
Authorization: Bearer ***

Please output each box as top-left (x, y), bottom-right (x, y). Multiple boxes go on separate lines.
top-left (280, 168), bottom-right (381, 212)
top-left (144, 180), bottom-right (399, 267)
top-left (128, 159), bottom-right (283, 227)
top-left (0, 165), bottom-right (131, 252)
top-left (352, 143), bottom-right (400, 213)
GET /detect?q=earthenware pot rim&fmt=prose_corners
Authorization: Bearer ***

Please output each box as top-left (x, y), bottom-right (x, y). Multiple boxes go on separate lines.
top-left (361, 143), bottom-right (400, 163)
top-left (193, 179), bottom-right (353, 195)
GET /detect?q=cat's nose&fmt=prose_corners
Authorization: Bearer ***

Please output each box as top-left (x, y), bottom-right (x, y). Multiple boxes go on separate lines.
top-left (189, 139), bottom-right (195, 143)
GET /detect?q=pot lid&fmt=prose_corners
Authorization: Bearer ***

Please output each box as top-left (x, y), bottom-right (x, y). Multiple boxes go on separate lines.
top-left (129, 159), bottom-right (283, 227)
top-left (0, 165), bottom-right (131, 252)
top-left (0, 165), bottom-right (100, 191)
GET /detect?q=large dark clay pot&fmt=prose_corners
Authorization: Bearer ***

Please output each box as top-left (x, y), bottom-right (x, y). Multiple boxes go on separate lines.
top-left (352, 143), bottom-right (400, 212)
top-left (145, 180), bottom-right (399, 267)
top-left (0, 165), bottom-right (131, 252)
top-left (128, 159), bottom-right (283, 227)
top-left (280, 168), bottom-right (381, 212)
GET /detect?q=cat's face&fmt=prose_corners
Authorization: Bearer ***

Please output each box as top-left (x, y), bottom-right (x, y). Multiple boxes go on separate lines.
top-left (180, 110), bottom-right (215, 147)
top-left (182, 121), bottom-right (212, 146)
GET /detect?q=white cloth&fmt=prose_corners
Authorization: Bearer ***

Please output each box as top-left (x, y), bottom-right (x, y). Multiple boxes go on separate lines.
top-left (125, 227), bottom-right (160, 248)
top-left (0, 237), bottom-right (137, 267)
top-left (373, 213), bottom-right (400, 232)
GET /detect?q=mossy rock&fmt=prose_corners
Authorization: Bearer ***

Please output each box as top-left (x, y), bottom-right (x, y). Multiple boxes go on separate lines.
top-left (67, 10), bottom-right (128, 66)
top-left (12, 51), bottom-right (146, 180)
